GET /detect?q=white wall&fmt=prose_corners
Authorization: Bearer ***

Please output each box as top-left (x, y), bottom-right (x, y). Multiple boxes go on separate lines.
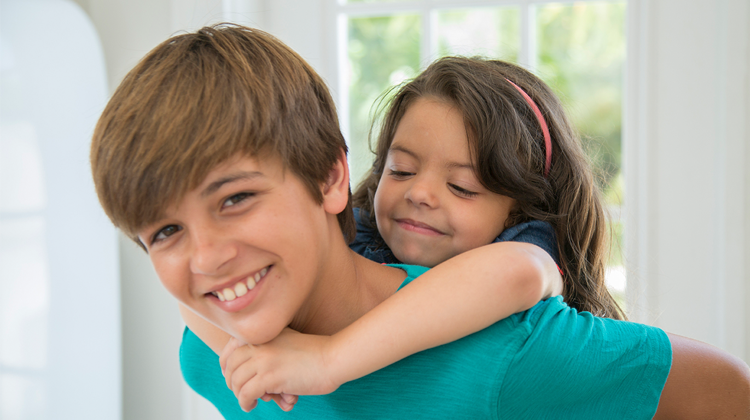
top-left (69, 0), bottom-right (750, 418)
top-left (625, 0), bottom-right (749, 361)
top-left (1, 1), bottom-right (120, 419)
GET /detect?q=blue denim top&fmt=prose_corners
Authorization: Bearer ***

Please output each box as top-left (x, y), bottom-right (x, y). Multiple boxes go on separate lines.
top-left (350, 208), bottom-right (560, 266)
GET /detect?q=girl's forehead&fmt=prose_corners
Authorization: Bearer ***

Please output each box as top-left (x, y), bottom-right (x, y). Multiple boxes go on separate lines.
top-left (392, 100), bottom-right (471, 159)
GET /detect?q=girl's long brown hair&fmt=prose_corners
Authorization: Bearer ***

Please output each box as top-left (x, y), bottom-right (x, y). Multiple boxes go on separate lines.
top-left (353, 56), bottom-right (626, 320)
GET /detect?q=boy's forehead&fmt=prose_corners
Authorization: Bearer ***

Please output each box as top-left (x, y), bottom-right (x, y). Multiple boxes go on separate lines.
top-left (138, 153), bottom-right (289, 230)
top-left (198, 155), bottom-right (280, 191)
top-left (185, 152), bottom-right (288, 199)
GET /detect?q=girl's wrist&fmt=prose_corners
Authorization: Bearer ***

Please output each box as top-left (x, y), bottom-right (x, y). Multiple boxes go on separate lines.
top-left (323, 332), bottom-right (352, 390)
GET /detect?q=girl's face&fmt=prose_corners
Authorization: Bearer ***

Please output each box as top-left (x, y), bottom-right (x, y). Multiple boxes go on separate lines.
top-left (374, 97), bottom-right (515, 268)
top-left (137, 155), bottom-right (334, 344)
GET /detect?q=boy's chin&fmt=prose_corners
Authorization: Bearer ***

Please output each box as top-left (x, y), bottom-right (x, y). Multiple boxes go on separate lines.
top-left (227, 321), bottom-right (287, 346)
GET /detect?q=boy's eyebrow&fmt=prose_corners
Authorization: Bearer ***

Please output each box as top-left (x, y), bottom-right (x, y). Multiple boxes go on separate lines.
top-left (201, 171), bottom-right (264, 197)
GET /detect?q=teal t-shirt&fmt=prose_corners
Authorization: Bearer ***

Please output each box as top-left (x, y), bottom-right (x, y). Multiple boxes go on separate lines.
top-left (180, 264), bottom-right (672, 419)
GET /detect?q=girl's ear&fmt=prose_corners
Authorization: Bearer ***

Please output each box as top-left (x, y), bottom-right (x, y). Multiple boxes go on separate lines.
top-left (322, 148), bottom-right (350, 215)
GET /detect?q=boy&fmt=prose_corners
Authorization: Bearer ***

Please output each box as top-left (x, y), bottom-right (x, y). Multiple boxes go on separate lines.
top-left (91, 24), bottom-right (750, 419)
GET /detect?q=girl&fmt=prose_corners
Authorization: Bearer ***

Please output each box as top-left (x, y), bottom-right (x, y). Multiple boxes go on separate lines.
top-left (218, 56), bottom-right (628, 409)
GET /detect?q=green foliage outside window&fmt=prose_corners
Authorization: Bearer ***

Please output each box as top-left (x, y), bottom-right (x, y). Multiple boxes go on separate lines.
top-left (537, 2), bottom-right (626, 199)
top-left (348, 14), bottom-right (421, 185)
top-left (437, 7), bottom-right (520, 62)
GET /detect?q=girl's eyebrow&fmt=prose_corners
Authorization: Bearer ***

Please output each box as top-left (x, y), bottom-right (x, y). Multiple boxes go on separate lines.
top-left (389, 144), bottom-right (473, 170)
top-left (201, 171), bottom-right (264, 197)
top-left (388, 144), bottom-right (419, 160)
top-left (445, 161), bottom-right (474, 171)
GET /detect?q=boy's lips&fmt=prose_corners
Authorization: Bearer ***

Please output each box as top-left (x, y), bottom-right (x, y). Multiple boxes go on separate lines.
top-left (205, 265), bottom-right (271, 312)
top-left (395, 218), bottom-right (445, 236)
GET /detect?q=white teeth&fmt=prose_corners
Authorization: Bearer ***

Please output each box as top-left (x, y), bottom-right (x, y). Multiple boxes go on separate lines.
top-left (213, 267), bottom-right (269, 303)
top-left (234, 281), bottom-right (248, 297)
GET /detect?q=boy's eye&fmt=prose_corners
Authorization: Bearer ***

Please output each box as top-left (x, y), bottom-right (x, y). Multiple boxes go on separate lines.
top-left (449, 183), bottom-right (479, 198)
top-left (222, 192), bottom-right (254, 208)
top-left (152, 225), bottom-right (182, 243)
top-left (388, 170), bottom-right (414, 179)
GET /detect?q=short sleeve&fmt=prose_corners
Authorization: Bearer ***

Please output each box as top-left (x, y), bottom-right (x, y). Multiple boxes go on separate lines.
top-left (497, 298), bottom-right (672, 419)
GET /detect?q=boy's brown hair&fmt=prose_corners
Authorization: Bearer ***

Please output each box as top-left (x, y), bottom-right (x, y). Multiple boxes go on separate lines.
top-left (91, 24), bottom-right (355, 246)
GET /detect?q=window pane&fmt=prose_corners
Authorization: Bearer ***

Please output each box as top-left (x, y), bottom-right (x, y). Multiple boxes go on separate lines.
top-left (536, 2), bottom-right (626, 303)
top-left (437, 7), bottom-right (519, 61)
top-left (347, 14), bottom-right (421, 184)
top-left (537, 2), bottom-right (625, 191)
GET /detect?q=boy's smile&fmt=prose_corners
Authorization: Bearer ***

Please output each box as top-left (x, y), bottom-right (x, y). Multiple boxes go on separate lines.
top-left (138, 155), bottom-right (337, 344)
top-left (374, 97), bottom-right (515, 268)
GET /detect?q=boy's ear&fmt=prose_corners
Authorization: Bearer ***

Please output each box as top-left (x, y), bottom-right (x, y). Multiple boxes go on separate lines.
top-left (322, 149), bottom-right (350, 215)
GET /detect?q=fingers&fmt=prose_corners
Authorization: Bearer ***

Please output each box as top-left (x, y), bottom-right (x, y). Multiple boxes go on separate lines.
top-left (236, 379), bottom-right (271, 412)
top-left (239, 393), bottom-right (298, 413)
top-left (266, 393), bottom-right (297, 412)
top-left (281, 393), bottom-right (298, 405)
top-left (219, 337), bottom-right (244, 371)
top-left (239, 398), bottom-right (258, 413)
top-left (222, 345), bottom-right (256, 391)
top-left (228, 357), bottom-right (259, 397)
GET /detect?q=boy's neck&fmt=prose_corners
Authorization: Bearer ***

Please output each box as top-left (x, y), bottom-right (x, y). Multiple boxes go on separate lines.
top-left (289, 233), bottom-right (406, 336)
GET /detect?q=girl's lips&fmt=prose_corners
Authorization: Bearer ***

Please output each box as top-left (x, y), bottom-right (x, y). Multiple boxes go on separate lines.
top-left (395, 219), bottom-right (445, 236)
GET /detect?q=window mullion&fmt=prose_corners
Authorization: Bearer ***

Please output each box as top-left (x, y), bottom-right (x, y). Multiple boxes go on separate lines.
top-left (423, 5), bottom-right (436, 66)
top-left (519, 1), bottom-right (536, 70)
top-left (336, 12), bottom-right (351, 148)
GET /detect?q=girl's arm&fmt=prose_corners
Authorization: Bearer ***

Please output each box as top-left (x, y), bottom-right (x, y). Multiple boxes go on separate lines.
top-left (324, 241), bottom-right (562, 386)
top-left (219, 241), bottom-right (562, 406)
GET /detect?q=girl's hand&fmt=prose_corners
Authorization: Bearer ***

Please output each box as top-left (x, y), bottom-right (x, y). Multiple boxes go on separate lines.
top-left (219, 328), bottom-right (341, 412)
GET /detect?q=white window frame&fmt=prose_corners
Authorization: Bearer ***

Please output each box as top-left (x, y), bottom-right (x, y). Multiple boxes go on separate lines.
top-left (327, 0), bottom-right (625, 149)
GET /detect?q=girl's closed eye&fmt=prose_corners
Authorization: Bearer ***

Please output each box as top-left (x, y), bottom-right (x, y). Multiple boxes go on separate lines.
top-left (448, 183), bottom-right (479, 198)
top-left (388, 169), bottom-right (415, 179)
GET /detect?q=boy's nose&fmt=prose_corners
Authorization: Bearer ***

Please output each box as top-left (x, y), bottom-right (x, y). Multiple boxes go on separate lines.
top-left (405, 177), bottom-right (439, 208)
top-left (189, 229), bottom-right (237, 275)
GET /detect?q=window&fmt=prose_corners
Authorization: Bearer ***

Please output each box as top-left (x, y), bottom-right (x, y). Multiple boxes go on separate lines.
top-left (334, 0), bottom-right (627, 303)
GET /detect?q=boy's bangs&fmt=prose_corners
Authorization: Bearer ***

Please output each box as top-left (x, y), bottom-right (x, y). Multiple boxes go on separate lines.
top-left (92, 25), bottom-right (355, 244)
top-left (93, 28), bottom-right (281, 239)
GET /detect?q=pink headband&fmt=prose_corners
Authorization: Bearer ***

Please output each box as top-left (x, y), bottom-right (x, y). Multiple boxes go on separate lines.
top-left (505, 79), bottom-right (552, 177)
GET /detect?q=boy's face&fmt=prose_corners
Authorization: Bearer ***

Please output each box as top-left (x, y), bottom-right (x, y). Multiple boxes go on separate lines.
top-left (374, 98), bottom-right (515, 268)
top-left (137, 155), bottom-right (331, 344)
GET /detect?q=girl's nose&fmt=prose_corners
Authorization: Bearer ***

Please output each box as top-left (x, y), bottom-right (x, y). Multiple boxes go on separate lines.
top-left (405, 177), bottom-right (439, 208)
top-left (189, 228), bottom-right (237, 275)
